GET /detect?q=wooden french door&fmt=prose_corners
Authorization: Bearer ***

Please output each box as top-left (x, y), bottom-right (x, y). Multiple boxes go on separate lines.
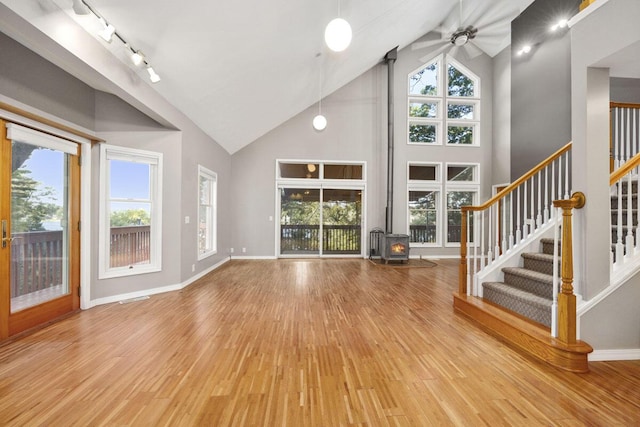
top-left (0, 119), bottom-right (80, 340)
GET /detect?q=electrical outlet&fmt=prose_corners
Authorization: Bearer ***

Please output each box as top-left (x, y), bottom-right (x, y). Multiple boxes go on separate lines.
top-left (191, 264), bottom-right (195, 272)
top-left (230, 248), bottom-right (234, 253)
top-left (185, 216), bottom-right (190, 224)
top-left (242, 247), bottom-right (247, 253)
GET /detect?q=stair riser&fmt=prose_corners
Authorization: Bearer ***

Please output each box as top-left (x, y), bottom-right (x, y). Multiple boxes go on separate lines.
top-left (483, 287), bottom-right (551, 327)
top-left (541, 240), bottom-right (559, 256)
top-left (522, 257), bottom-right (557, 276)
top-left (503, 272), bottom-right (554, 299)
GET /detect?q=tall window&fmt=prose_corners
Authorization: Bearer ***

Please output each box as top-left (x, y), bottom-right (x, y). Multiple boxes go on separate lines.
top-left (99, 145), bottom-right (163, 278)
top-left (407, 163), bottom-right (440, 246)
top-left (198, 165), bottom-right (217, 259)
top-left (408, 162), bottom-right (479, 247)
top-left (408, 54), bottom-right (480, 146)
top-left (445, 163), bottom-right (479, 245)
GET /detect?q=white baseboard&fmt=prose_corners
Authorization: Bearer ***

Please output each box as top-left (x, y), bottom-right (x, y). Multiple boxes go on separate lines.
top-left (589, 348), bottom-right (640, 361)
top-left (231, 255), bottom-right (277, 260)
top-left (88, 257), bottom-right (230, 308)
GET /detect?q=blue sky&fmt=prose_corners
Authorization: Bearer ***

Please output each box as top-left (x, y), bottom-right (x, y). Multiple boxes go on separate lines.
top-left (20, 147), bottom-right (150, 212)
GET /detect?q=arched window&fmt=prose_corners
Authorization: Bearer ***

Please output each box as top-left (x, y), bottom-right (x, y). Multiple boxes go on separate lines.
top-left (408, 54), bottom-right (480, 146)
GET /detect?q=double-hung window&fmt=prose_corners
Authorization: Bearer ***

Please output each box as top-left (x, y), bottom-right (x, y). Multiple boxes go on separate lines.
top-left (198, 165), bottom-right (217, 259)
top-left (99, 144), bottom-right (163, 278)
top-left (408, 54), bottom-right (480, 146)
top-left (407, 163), bottom-right (441, 246)
top-left (445, 163), bottom-right (479, 246)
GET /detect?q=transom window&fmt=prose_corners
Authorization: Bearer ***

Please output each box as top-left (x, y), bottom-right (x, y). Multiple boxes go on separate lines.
top-left (408, 54), bottom-right (480, 146)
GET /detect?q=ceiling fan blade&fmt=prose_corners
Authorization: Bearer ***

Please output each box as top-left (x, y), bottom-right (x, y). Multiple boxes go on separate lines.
top-left (448, 45), bottom-right (461, 59)
top-left (418, 42), bottom-right (451, 63)
top-left (474, 7), bottom-right (519, 34)
top-left (463, 42), bottom-right (484, 59)
top-left (412, 39), bottom-right (448, 51)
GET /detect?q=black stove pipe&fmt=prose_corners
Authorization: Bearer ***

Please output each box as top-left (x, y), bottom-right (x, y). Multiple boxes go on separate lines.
top-left (384, 47), bottom-right (398, 235)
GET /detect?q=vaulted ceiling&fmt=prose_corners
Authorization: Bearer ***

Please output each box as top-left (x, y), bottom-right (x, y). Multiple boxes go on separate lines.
top-left (0, 0), bottom-right (535, 154)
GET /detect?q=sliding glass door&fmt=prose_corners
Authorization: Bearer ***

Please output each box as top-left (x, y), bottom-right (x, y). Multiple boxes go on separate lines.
top-left (279, 186), bottom-right (362, 256)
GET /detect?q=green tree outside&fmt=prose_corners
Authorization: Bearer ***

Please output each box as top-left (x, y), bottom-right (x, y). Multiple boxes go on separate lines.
top-left (11, 168), bottom-right (59, 232)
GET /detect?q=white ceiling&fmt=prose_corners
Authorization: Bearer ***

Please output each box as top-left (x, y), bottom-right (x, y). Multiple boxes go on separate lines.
top-left (1, 0), bottom-right (535, 154)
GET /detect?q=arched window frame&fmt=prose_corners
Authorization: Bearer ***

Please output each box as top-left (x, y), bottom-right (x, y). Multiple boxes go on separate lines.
top-left (407, 54), bottom-right (481, 147)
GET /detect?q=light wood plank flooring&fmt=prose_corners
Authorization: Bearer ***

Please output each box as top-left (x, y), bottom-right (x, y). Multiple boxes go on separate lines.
top-left (0, 258), bottom-right (639, 426)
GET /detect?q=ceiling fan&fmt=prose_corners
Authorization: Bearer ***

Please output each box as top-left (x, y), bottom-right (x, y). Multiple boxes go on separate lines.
top-left (412, 0), bottom-right (518, 62)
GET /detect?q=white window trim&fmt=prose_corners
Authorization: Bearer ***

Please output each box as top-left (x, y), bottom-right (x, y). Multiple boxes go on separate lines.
top-left (198, 165), bottom-right (217, 260)
top-left (407, 161), bottom-right (443, 247)
top-left (98, 144), bottom-right (163, 279)
top-left (407, 54), bottom-right (481, 147)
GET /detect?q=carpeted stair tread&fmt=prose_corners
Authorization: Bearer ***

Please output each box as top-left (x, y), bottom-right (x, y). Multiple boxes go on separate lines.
top-left (502, 267), bottom-right (554, 299)
top-left (483, 282), bottom-right (552, 327)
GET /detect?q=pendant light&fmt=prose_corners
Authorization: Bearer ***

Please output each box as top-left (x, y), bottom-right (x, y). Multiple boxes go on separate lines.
top-left (324, 1), bottom-right (352, 52)
top-left (313, 69), bottom-right (327, 131)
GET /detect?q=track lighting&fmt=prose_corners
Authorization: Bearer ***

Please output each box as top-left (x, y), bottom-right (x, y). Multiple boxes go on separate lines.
top-left (147, 66), bottom-right (161, 83)
top-left (550, 18), bottom-right (568, 31)
top-left (131, 50), bottom-right (144, 66)
top-left (98, 21), bottom-right (116, 43)
top-left (71, 0), bottom-right (161, 84)
top-left (517, 45), bottom-right (532, 56)
top-left (71, 0), bottom-right (90, 15)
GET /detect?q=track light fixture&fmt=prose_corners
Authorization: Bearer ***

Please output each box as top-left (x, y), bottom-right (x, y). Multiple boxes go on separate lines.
top-left (71, 0), bottom-right (90, 15)
top-left (71, 0), bottom-right (161, 83)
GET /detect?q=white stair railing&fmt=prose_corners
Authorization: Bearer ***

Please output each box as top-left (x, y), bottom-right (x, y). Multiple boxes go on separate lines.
top-left (459, 142), bottom-right (572, 297)
top-left (610, 102), bottom-right (640, 171)
top-left (610, 151), bottom-right (640, 271)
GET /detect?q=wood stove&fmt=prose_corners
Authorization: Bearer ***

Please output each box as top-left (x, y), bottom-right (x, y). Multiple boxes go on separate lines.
top-left (381, 234), bottom-right (410, 263)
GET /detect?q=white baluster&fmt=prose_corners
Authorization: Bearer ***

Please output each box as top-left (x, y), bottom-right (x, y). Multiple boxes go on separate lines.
top-left (487, 205), bottom-right (494, 265)
top-left (551, 159), bottom-right (556, 219)
top-left (481, 210), bottom-right (486, 269)
top-left (515, 187), bottom-right (522, 244)
top-left (530, 176), bottom-right (536, 234)
top-left (626, 172), bottom-right (635, 255)
top-left (564, 151), bottom-right (570, 199)
top-left (536, 171), bottom-right (543, 228)
top-left (551, 206), bottom-right (561, 338)
top-left (508, 192), bottom-right (514, 250)
top-left (466, 210), bottom-right (472, 295)
top-left (543, 166), bottom-right (549, 223)
top-left (616, 181), bottom-right (625, 266)
top-left (495, 202), bottom-right (501, 260)
top-left (523, 180), bottom-right (529, 237)
top-left (626, 108), bottom-right (631, 164)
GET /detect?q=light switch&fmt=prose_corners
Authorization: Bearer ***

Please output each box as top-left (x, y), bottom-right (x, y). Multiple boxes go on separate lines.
top-left (185, 216), bottom-right (190, 224)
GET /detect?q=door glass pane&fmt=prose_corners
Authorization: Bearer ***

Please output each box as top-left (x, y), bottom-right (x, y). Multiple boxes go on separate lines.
top-left (10, 141), bottom-right (70, 312)
top-left (322, 189), bottom-right (361, 254)
top-left (280, 188), bottom-right (320, 255)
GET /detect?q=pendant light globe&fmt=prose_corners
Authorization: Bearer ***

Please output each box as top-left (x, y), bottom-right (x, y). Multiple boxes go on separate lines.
top-left (324, 18), bottom-right (352, 52)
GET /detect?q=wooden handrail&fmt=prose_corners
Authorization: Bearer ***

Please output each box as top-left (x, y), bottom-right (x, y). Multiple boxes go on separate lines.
top-left (462, 142), bottom-right (572, 213)
top-left (610, 150), bottom-right (640, 185)
top-left (459, 141), bottom-right (572, 295)
top-left (552, 192), bottom-right (585, 345)
top-left (610, 102), bottom-right (640, 109)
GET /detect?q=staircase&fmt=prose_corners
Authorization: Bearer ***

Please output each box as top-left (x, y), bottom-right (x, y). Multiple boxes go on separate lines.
top-left (482, 238), bottom-right (558, 328)
top-left (611, 179), bottom-right (638, 259)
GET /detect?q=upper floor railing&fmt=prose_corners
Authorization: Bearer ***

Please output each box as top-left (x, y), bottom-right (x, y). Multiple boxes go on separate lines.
top-left (610, 102), bottom-right (640, 172)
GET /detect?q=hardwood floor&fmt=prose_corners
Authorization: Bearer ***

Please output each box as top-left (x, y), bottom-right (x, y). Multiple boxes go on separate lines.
top-left (0, 258), bottom-right (639, 426)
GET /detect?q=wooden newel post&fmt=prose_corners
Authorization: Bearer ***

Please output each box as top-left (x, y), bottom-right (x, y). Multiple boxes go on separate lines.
top-left (552, 192), bottom-right (586, 345)
top-left (459, 207), bottom-right (468, 295)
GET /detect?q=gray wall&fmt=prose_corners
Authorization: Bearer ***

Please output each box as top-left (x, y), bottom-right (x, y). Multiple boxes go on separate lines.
top-left (610, 78), bottom-right (640, 102)
top-left (232, 33), bottom-right (496, 259)
top-left (231, 66), bottom-right (386, 257)
top-left (492, 46), bottom-right (512, 186)
top-left (1, 30), bottom-right (233, 302)
top-left (570, 0), bottom-right (640, 350)
top-left (0, 31), bottom-right (95, 129)
top-left (510, 0), bottom-right (580, 180)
